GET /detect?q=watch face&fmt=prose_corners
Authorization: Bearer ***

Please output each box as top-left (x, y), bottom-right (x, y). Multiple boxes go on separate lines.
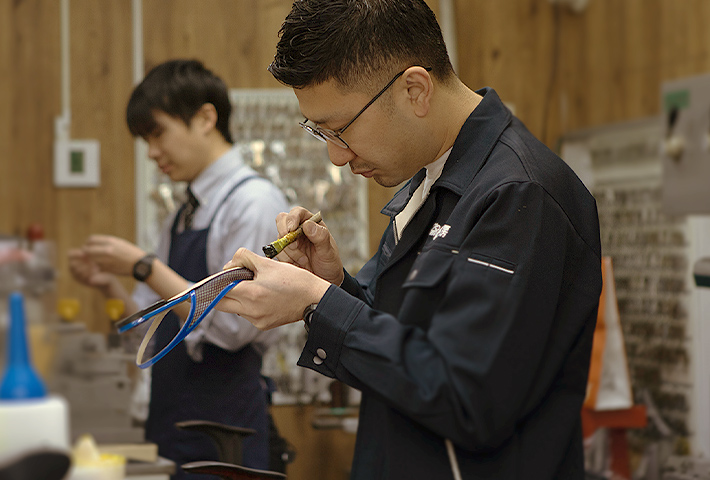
top-left (133, 255), bottom-right (155, 281)
top-left (135, 263), bottom-right (150, 278)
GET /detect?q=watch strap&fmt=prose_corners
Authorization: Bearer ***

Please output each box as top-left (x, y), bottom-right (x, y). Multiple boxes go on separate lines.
top-left (302, 303), bottom-right (319, 333)
top-left (132, 253), bottom-right (157, 282)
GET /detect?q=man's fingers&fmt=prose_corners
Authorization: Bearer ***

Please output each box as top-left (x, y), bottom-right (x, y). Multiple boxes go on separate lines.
top-left (303, 220), bottom-right (332, 253)
top-left (214, 295), bottom-right (243, 314)
top-left (279, 207), bottom-right (315, 234)
top-left (225, 247), bottom-right (260, 271)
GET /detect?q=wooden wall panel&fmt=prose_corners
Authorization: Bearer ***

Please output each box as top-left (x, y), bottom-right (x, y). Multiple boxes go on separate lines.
top-left (7, 1), bottom-right (710, 316)
top-left (1, 0), bottom-right (63, 319)
top-left (0, 1), bottom-right (12, 210)
top-left (271, 404), bottom-right (357, 480)
top-left (5, 0), bottom-right (710, 476)
top-left (0, 0), bottom-right (60, 237)
top-left (142, 0), bottom-right (291, 89)
top-left (61, 0), bottom-right (135, 328)
top-left (451, 0), bottom-right (706, 148)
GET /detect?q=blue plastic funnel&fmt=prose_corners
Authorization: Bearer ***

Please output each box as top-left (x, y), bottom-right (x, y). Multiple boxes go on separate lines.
top-left (0, 291), bottom-right (47, 399)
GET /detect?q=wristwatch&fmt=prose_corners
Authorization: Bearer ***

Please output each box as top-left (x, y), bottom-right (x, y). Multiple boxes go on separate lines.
top-left (302, 303), bottom-right (319, 333)
top-left (132, 253), bottom-right (157, 282)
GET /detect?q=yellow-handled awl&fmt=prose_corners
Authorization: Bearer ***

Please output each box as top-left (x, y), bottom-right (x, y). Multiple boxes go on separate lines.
top-left (262, 211), bottom-right (322, 259)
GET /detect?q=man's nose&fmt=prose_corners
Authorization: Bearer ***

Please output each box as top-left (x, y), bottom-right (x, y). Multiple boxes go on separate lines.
top-left (146, 140), bottom-right (160, 160)
top-left (327, 141), bottom-right (355, 167)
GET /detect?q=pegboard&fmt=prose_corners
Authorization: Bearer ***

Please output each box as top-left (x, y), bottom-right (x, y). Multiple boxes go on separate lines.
top-left (560, 116), bottom-right (710, 466)
top-left (135, 89), bottom-right (369, 405)
top-left (228, 88), bottom-right (369, 274)
top-left (229, 88), bottom-right (369, 404)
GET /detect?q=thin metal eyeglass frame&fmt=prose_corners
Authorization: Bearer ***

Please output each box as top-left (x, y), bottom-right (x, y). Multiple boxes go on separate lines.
top-left (299, 66), bottom-right (433, 149)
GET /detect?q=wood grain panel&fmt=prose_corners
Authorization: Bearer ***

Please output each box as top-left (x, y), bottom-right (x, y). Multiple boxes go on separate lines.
top-left (142, 0), bottom-right (290, 89)
top-left (454, 0), bottom-right (669, 146)
top-left (58, 0), bottom-right (135, 330)
top-left (5, 0), bottom-right (710, 475)
top-left (0, 0), bottom-right (13, 211)
top-left (1, 0), bottom-right (63, 325)
top-left (1, 0), bottom-right (60, 237)
top-left (271, 404), bottom-right (357, 480)
top-left (1, 0), bottom-right (705, 322)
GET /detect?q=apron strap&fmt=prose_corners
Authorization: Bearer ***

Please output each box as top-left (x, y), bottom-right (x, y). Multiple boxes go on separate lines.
top-left (207, 175), bottom-right (262, 227)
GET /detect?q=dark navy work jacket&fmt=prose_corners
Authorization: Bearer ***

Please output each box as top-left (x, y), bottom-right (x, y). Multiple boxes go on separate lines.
top-left (298, 88), bottom-right (602, 479)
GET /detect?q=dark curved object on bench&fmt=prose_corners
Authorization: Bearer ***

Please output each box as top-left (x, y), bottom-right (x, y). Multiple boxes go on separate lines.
top-left (175, 420), bottom-right (256, 466)
top-left (182, 461), bottom-right (287, 480)
top-left (0, 449), bottom-right (71, 480)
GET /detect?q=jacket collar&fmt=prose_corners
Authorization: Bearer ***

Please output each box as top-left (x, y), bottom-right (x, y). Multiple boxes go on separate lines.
top-left (382, 87), bottom-right (512, 216)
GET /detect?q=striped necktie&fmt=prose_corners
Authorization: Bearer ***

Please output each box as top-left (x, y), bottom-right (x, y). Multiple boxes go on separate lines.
top-left (182, 187), bottom-right (199, 230)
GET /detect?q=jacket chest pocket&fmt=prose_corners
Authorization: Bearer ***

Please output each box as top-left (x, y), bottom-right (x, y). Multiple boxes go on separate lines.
top-left (399, 248), bottom-right (456, 329)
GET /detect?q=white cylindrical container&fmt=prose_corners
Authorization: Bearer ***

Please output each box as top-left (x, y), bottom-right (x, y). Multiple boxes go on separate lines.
top-left (68, 460), bottom-right (126, 480)
top-left (68, 434), bottom-right (126, 480)
top-left (0, 394), bottom-right (70, 460)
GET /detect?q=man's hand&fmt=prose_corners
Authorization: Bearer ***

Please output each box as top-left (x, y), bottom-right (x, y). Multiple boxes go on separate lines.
top-left (274, 207), bottom-right (344, 286)
top-left (217, 248), bottom-right (330, 330)
top-left (68, 247), bottom-right (138, 314)
top-left (68, 248), bottom-right (119, 292)
top-left (81, 235), bottom-right (147, 276)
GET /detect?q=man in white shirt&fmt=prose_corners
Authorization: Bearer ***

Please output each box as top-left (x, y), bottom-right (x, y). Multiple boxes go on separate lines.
top-left (68, 59), bottom-right (288, 478)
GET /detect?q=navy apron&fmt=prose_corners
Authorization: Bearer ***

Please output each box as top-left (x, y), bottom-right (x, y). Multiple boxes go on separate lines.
top-left (145, 177), bottom-right (269, 479)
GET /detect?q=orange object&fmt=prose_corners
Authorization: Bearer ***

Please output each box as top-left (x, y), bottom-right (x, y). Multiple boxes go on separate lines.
top-left (581, 405), bottom-right (647, 439)
top-left (57, 298), bottom-right (80, 322)
top-left (26, 223), bottom-right (44, 241)
top-left (585, 257), bottom-right (633, 410)
top-left (582, 258), bottom-right (647, 480)
top-left (105, 299), bottom-right (125, 322)
top-left (582, 405), bottom-right (647, 480)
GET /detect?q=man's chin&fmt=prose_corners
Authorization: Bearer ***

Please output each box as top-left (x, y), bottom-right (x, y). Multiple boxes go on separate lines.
top-left (167, 172), bottom-right (187, 183)
top-left (373, 175), bottom-right (403, 188)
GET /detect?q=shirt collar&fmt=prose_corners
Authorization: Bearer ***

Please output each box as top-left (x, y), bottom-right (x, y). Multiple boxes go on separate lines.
top-left (187, 147), bottom-right (245, 208)
top-left (421, 147), bottom-right (451, 198)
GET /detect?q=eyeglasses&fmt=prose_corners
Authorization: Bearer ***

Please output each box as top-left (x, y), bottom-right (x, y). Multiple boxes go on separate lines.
top-left (299, 66), bottom-right (433, 149)
top-left (116, 267), bottom-right (254, 368)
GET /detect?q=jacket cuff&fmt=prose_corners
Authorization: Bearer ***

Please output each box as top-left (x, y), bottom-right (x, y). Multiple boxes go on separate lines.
top-left (297, 283), bottom-right (363, 377)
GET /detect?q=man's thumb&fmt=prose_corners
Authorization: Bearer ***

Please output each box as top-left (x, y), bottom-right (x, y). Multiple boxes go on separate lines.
top-left (304, 220), bottom-right (327, 245)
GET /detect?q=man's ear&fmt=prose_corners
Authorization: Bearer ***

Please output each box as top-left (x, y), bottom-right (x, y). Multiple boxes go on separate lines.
top-left (403, 67), bottom-right (433, 118)
top-left (192, 103), bottom-right (218, 134)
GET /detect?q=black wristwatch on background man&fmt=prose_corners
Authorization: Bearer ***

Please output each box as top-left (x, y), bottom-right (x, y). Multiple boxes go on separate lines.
top-left (132, 253), bottom-right (157, 282)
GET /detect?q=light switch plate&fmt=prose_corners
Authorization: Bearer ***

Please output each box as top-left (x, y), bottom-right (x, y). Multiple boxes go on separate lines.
top-left (662, 72), bottom-right (710, 214)
top-left (53, 139), bottom-right (100, 188)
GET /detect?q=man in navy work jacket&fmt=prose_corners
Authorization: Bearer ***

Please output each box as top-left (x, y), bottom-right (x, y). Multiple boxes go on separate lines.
top-left (218, 1), bottom-right (602, 478)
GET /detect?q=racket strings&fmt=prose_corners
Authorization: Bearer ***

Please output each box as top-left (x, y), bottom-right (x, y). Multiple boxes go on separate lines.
top-left (189, 268), bottom-right (254, 327)
top-left (128, 267), bottom-right (254, 368)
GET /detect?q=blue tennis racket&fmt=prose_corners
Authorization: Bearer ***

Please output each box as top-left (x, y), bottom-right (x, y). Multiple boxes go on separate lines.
top-left (116, 266), bottom-right (254, 368)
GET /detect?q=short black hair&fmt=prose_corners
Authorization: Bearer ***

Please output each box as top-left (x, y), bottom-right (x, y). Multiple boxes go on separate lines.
top-left (126, 59), bottom-right (233, 143)
top-left (268, 0), bottom-right (455, 91)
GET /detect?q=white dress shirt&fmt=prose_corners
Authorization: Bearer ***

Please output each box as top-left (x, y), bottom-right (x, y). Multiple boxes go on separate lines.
top-left (132, 147), bottom-right (289, 361)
